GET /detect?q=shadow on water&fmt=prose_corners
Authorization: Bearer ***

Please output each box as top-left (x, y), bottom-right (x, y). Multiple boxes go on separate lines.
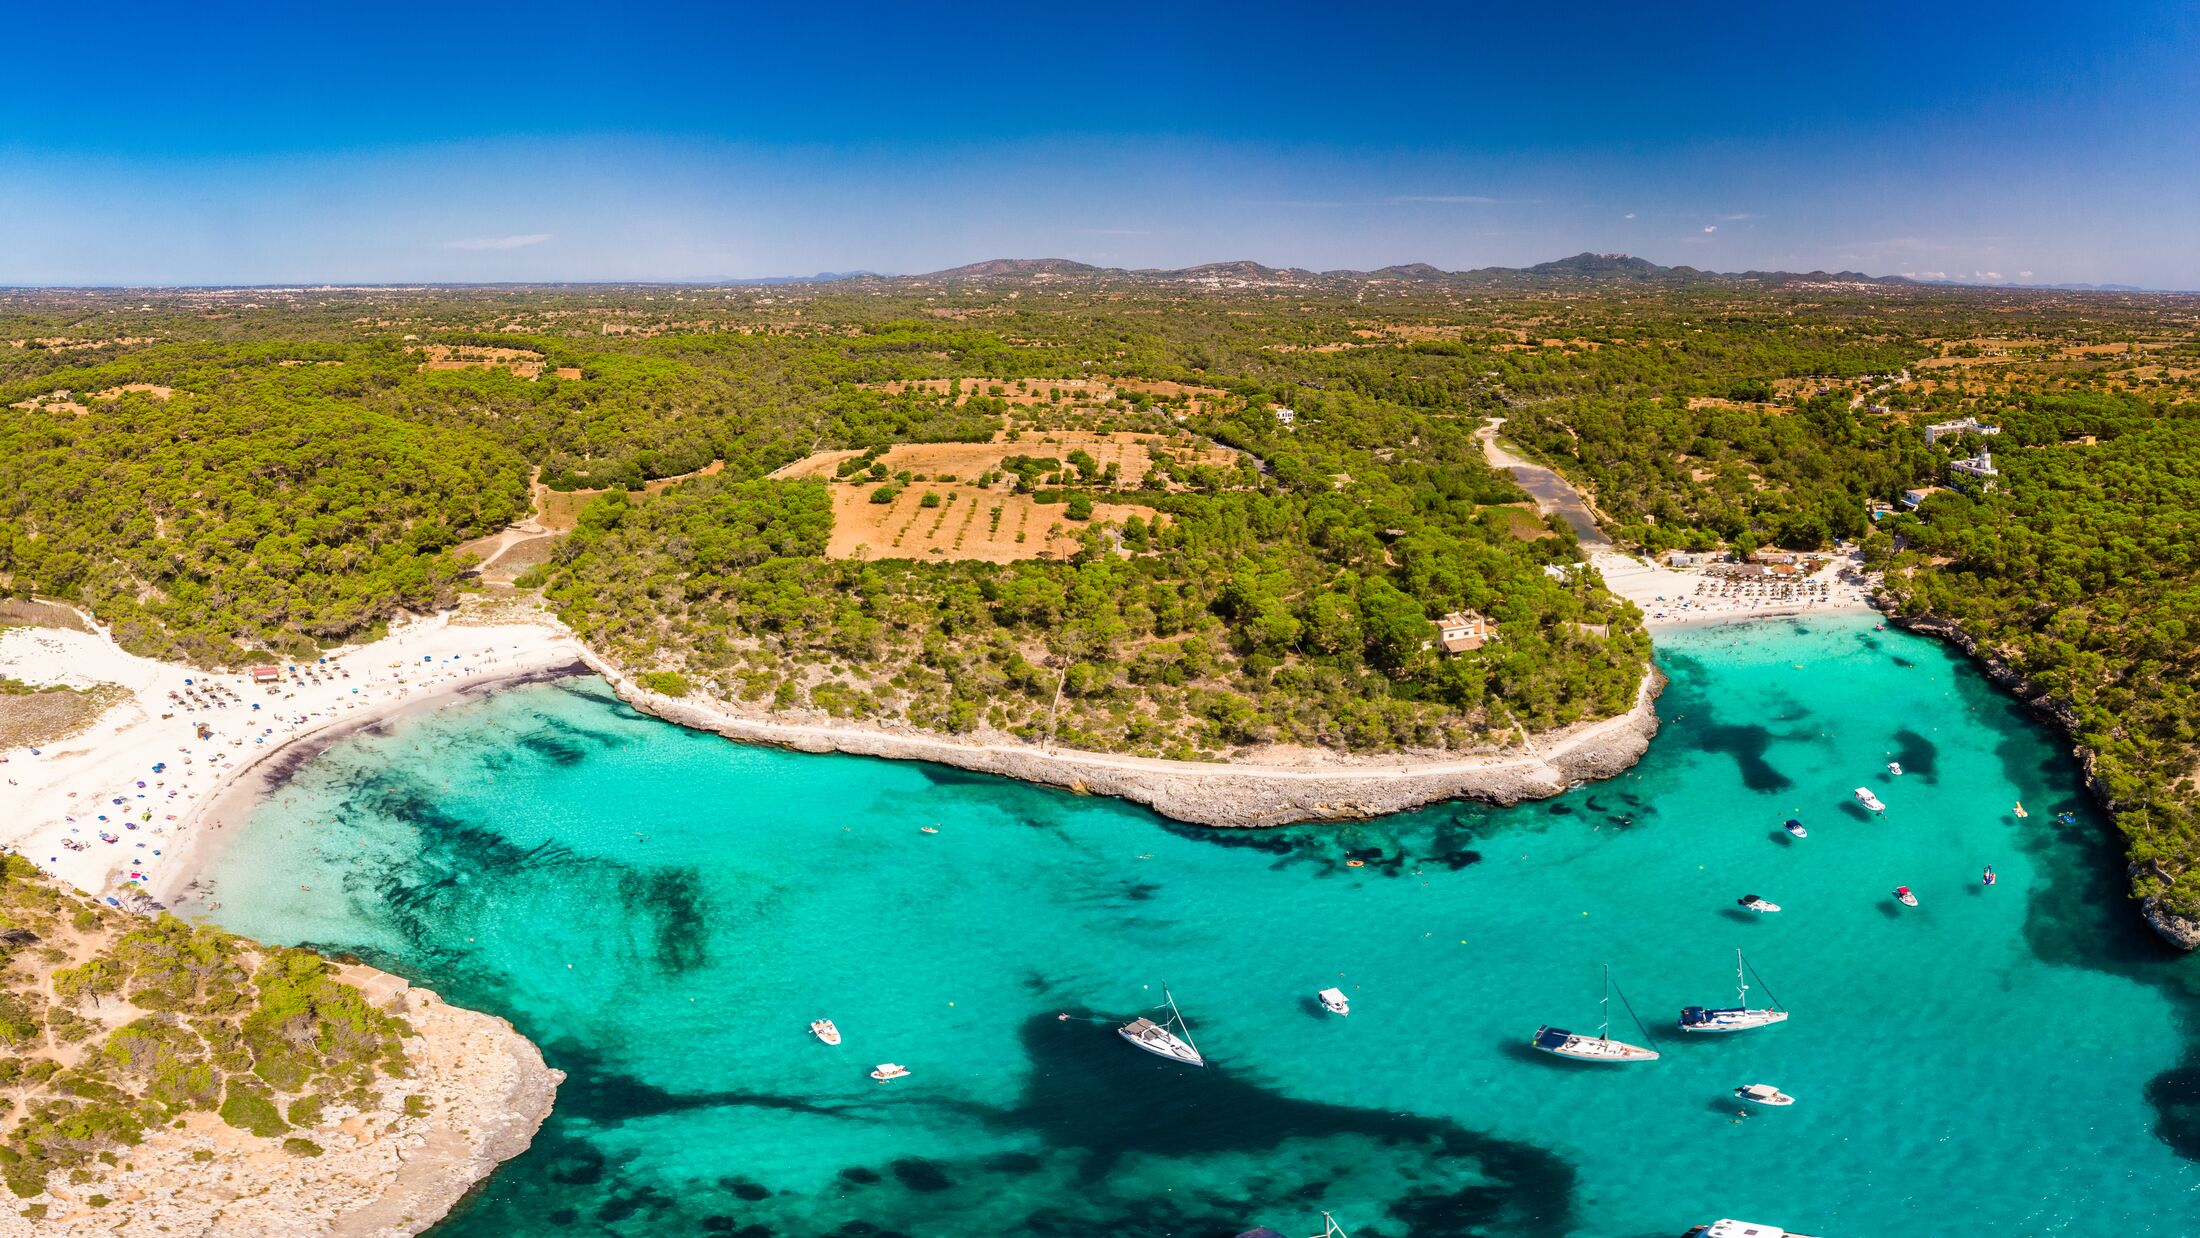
top-left (435, 1012), bottom-right (1577, 1238)
top-left (1889, 728), bottom-right (1939, 781)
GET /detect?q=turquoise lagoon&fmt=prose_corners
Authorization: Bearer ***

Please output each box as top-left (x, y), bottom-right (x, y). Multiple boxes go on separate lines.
top-left (196, 614), bottom-right (2200, 1236)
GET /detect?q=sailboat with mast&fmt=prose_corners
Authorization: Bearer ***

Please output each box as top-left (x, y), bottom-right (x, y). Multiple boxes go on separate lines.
top-left (1118, 984), bottom-right (1205, 1066)
top-left (1679, 949), bottom-right (1789, 1033)
top-left (1533, 965), bottom-right (1661, 1062)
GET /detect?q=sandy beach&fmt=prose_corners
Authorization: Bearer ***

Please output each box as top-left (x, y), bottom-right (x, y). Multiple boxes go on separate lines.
top-left (1592, 549), bottom-right (1878, 627)
top-left (0, 607), bottom-right (585, 913)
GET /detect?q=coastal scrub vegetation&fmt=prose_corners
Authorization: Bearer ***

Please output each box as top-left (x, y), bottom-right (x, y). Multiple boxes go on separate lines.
top-left (0, 856), bottom-right (409, 1198)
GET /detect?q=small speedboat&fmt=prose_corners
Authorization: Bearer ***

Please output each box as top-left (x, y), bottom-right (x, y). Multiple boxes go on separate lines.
top-left (810, 1019), bottom-right (842, 1045)
top-left (1982, 867), bottom-right (1997, 887)
top-left (1736, 894), bottom-right (1782, 914)
top-left (1854, 788), bottom-right (1886, 813)
top-left (2013, 801), bottom-right (2029, 818)
top-left (1783, 818), bottom-right (1807, 839)
top-left (1894, 885), bottom-right (1919, 907)
top-left (869, 1063), bottom-right (910, 1081)
top-left (919, 826), bottom-right (939, 834)
top-left (1887, 761), bottom-right (1903, 776)
top-left (1734, 1083), bottom-right (1796, 1107)
top-left (1318, 987), bottom-right (1350, 1016)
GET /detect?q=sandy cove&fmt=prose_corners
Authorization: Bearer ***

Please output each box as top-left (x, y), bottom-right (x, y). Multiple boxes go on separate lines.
top-left (0, 610), bottom-right (586, 909)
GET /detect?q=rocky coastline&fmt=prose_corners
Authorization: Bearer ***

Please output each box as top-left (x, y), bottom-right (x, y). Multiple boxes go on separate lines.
top-left (583, 649), bottom-right (1665, 829)
top-left (1877, 604), bottom-right (2199, 951)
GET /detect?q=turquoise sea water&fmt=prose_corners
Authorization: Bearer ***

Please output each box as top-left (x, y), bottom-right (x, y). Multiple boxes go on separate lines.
top-left (197, 614), bottom-right (2200, 1237)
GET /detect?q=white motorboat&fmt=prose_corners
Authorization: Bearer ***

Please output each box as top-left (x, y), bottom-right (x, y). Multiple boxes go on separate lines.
top-left (869, 1063), bottom-right (909, 1081)
top-left (1734, 1083), bottom-right (1796, 1107)
top-left (1736, 894), bottom-right (1782, 913)
top-left (1887, 761), bottom-right (1903, 776)
top-left (1782, 818), bottom-right (1807, 839)
top-left (1854, 787), bottom-right (1886, 813)
top-left (1678, 949), bottom-right (1789, 1034)
top-left (1533, 965), bottom-right (1660, 1063)
top-left (1686, 1221), bottom-right (1819, 1238)
top-left (1317, 987), bottom-right (1350, 1016)
top-left (809, 1019), bottom-right (841, 1046)
top-left (1119, 985), bottom-right (1205, 1066)
top-left (1894, 885), bottom-right (1919, 907)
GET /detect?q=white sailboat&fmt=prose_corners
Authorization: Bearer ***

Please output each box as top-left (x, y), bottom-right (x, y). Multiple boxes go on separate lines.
top-left (1119, 985), bottom-right (1205, 1066)
top-left (1678, 949), bottom-right (1789, 1033)
top-left (1533, 965), bottom-right (1661, 1062)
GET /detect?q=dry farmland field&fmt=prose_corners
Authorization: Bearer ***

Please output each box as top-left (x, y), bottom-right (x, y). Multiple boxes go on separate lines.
top-left (773, 431), bottom-right (1238, 561)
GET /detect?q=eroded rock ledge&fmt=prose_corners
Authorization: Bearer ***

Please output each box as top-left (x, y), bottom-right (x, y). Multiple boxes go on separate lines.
top-left (586, 650), bottom-right (1663, 829)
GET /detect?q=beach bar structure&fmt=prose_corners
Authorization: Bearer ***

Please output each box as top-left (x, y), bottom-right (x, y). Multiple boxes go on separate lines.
top-left (249, 666), bottom-right (281, 684)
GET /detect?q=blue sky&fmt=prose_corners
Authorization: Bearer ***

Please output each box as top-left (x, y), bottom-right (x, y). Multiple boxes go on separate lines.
top-left (3, 2), bottom-right (2196, 287)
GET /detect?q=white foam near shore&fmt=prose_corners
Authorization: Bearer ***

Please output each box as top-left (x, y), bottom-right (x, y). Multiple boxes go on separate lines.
top-left (0, 608), bottom-right (583, 910)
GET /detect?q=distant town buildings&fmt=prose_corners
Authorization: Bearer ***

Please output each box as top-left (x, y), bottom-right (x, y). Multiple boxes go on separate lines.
top-left (1433, 610), bottom-right (1493, 653)
top-left (1901, 485), bottom-right (1946, 509)
top-left (1923, 416), bottom-right (2002, 445)
top-left (1273, 406), bottom-right (1296, 427)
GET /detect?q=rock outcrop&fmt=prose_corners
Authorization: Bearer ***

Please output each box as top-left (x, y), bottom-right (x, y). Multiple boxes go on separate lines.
top-left (10, 971), bottom-right (561, 1238)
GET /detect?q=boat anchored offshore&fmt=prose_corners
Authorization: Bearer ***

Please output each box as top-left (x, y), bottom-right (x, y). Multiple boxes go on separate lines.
top-left (1317, 987), bottom-right (1350, 1016)
top-left (1533, 965), bottom-right (1660, 1063)
top-left (1686, 1221), bottom-right (1819, 1238)
top-left (1894, 885), bottom-right (1919, 907)
top-left (1734, 1083), bottom-right (1796, 1107)
top-left (1119, 985), bottom-right (1205, 1066)
top-left (1887, 761), bottom-right (1903, 776)
top-left (1854, 787), bottom-right (1886, 813)
top-left (1783, 818), bottom-right (1807, 839)
top-left (1679, 950), bottom-right (1788, 1034)
top-left (869, 1063), bottom-right (909, 1081)
top-left (1736, 894), bottom-right (1781, 914)
top-left (809, 1019), bottom-right (842, 1045)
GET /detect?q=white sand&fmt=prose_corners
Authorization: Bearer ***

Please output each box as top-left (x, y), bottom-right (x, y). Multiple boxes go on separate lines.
top-left (0, 608), bottom-right (583, 910)
top-left (1593, 549), bottom-right (1880, 628)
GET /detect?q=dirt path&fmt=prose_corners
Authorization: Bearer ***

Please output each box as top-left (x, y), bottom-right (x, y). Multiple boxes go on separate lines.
top-left (1477, 418), bottom-right (1612, 549)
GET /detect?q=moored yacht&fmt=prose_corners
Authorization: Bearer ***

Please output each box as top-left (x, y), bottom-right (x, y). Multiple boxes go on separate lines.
top-left (1734, 1083), bottom-right (1796, 1107)
top-left (1854, 787), bottom-right (1886, 813)
top-left (1783, 818), bottom-right (1807, 839)
top-left (809, 1019), bottom-right (842, 1045)
top-left (1317, 987), bottom-right (1350, 1016)
top-left (1679, 950), bottom-right (1788, 1034)
top-left (1534, 965), bottom-right (1660, 1062)
top-left (1684, 1221), bottom-right (1819, 1238)
top-left (1119, 985), bottom-right (1205, 1066)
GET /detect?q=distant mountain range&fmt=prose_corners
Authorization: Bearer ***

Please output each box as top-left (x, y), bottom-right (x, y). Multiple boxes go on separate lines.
top-left (814, 252), bottom-right (1911, 289)
top-left (724, 254), bottom-right (2174, 293)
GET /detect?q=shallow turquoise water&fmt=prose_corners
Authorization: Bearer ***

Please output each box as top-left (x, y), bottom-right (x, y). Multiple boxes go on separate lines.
top-left (198, 615), bottom-right (2200, 1236)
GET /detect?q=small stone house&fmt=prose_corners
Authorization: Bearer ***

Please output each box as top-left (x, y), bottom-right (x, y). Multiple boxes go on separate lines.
top-left (1433, 610), bottom-right (1494, 653)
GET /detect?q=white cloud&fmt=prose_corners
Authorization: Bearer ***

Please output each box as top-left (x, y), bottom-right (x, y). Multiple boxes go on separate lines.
top-left (1975, 270), bottom-right (2002, 280)
top-left (1702, 225), bottom-right (1718, 233)
top-left (441, 233), bottom-right (552, 251)
top-left (1390, 194), bottom-right (1498, 204)
top-left (1716, 212), bottom-right (1761, 221)
top-left (1623, 212), bottom-right (1636, 220)
top-left (2018, 270), bottom-right (2034, 278)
